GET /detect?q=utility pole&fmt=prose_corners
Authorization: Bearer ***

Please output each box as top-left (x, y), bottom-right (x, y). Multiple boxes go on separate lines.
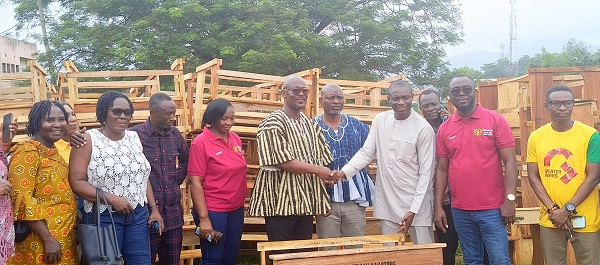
top-left (509, 0), bottom-right (517, 74)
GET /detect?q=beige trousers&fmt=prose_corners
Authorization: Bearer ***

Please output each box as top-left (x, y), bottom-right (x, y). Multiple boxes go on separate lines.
top-left (540, 226), bottom-right (600, 265)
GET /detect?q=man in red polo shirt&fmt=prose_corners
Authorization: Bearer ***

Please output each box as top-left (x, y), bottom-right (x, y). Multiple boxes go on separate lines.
top-left (434, 75), bottom-right (518, 265)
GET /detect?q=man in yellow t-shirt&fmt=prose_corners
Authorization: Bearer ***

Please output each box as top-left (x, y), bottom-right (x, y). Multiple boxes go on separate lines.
top-left (527, 85), bottom-right (600, 265)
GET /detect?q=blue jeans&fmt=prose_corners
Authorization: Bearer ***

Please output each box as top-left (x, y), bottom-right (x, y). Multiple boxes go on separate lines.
top-left (192, 207), bottom-right (245, 265)
top-left (451, 207), bottom-right (511, 265)
top-left (82, 204), bottom-right (151, 264)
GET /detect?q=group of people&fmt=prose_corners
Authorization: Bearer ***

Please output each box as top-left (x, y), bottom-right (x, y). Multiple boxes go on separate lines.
top-left (247, 75), bottom-right (599, 265)
top-left (0, 73), bottom-right (597, 265)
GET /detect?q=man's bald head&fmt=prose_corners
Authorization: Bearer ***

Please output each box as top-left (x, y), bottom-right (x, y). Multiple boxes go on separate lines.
top-left (282, 76), bottom-right (307, 91)
top-left (388, 80), bottom-right (412, 95)
top-left (321, 83), bottom-right (343, 95)
top-left (281, 76), bottom-right (309, 112)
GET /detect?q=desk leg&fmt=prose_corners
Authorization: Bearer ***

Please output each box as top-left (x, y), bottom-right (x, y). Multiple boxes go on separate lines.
top-left (261, 251), bottom-right (266, 265)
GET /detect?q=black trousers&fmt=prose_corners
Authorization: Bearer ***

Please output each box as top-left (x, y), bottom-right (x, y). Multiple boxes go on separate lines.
top-left (265, 215), bottom-right (314, 255)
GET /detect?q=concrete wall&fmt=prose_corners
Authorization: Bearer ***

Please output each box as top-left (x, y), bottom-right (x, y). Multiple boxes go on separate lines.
top-left (0, 35), bottom-right (37, 73)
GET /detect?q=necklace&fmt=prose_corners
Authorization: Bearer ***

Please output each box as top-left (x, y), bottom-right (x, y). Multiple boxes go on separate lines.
top-left (324, 115), bottom-right (348, 142)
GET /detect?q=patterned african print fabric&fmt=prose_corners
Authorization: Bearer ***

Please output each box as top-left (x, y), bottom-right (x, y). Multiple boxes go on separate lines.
top-left (8, 140), bottom-right (78, 264)
top-left (249, 110), bottom-right (333, 216)
top-left (0, 150), bottom-right (14, 264)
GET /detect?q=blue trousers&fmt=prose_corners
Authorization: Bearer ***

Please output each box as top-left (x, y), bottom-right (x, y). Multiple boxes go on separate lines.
top-left (82, 204), bottom-right (151, 264)
top-left (451, 207), bottom-right (511, 265)
top-left (192, 206), bottom-right (244, 265)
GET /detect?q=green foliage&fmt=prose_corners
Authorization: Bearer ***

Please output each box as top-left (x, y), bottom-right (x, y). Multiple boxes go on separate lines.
top-left (481, 57), bottom-right (513, 79)
top-left (9, 0), bottom-right (463, 86)
top-left (474, 39), bottom-right (600, 79)
top-left (432, 66), bottom-right (484, 99)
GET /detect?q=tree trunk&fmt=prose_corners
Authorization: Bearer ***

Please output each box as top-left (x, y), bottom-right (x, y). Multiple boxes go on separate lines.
top-left (36, 0), bottom-right (55, 85)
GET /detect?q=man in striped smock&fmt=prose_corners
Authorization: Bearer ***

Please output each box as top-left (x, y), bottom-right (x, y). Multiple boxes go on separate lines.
top-left (249, 76), bottom-right (339, 244)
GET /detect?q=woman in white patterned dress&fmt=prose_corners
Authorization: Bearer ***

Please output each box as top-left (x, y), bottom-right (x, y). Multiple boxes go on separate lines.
top-left (69, 91), bottom-right (164, 264)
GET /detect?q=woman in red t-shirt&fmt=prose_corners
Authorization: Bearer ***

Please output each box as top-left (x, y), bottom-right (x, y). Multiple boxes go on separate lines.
top-left (188, 98), bottom-right (247, 265)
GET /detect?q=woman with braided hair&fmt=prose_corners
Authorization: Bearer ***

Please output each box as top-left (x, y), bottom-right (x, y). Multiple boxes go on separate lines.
top-left (8, 100), bottom-right (78, 264)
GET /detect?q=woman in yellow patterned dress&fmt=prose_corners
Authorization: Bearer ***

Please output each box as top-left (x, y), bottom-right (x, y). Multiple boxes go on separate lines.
top-left (8, 100), bottom-right (78, 264)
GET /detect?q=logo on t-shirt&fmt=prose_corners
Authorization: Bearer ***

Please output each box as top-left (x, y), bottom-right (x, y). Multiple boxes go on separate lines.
top-left (474, 128), bottom-right (494, 136)
top-left (543, 148), bottom-right (577, 184)
top-left (233, 145), bottom-right (242, 153)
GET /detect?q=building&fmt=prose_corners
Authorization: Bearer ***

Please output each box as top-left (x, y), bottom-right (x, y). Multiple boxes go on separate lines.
top-left (0, 35), bottom-right (37, 74)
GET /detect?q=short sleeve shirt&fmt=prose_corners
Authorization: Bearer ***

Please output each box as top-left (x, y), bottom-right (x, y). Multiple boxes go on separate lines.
top-left (187, 128), bottom-right (247, 212)
top-left (436, 105), bottom-right (515, 210)
top-left (249, 110), bottom-right (333, 216)
top-left (527, 122), bottom-right (600, 232)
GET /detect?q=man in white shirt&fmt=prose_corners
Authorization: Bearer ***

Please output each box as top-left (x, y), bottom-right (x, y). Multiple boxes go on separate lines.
top-left (335, 80), bottom-right (436, 243)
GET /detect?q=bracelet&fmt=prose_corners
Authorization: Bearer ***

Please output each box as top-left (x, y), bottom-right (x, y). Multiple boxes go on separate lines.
top-left (148, 205), bottom-right (157, 209)
top-left (546, 204), bottom-right (559, 214)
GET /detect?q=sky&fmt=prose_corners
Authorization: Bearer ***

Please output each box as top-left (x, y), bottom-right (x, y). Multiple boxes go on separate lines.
top-left (1, 0), bottom-right (599, 57)
top-left (446, 0), bottom-right (600, 57)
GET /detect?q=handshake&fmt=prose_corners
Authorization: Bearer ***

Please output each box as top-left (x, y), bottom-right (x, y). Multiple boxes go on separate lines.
top-left (318, 168), bottom-right (346, 186)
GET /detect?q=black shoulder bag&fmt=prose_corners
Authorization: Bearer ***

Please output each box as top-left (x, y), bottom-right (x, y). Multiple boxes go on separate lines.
top-left (78, 188), bottom-right (124, 265)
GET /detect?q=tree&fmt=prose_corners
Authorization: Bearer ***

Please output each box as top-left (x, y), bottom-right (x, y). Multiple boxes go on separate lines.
top-left (434, 66), bottom-right (483, 98)
top-left (481, 57), bottom-right (512, 79)
top-left (9, 0), bottom-right (463, 85)
top-left (560, 40), bottom-right (597, 66)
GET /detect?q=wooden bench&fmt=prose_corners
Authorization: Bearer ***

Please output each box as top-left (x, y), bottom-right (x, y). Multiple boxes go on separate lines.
top-left (270, 244), bottom-right (446, 265)
top-left (256, 234), bottom-right (411, 265)
top-left (257, 234), bottom-right (446, 265)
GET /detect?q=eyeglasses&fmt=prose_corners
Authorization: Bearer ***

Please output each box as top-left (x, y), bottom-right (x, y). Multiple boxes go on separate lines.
top-left (449, 87), bottom-right (474, 96)
top-left (109, 108), bottom-right (134, 117)
top-left (546, 100), bottom-right (575, 109)
top-left (286, 88), bottom-right (310, 95)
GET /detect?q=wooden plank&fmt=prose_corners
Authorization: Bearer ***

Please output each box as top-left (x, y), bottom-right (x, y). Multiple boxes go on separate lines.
top-left (257, 234), bottom-right (405, 252)
top-left (572, 101), bottom-right (598, 128)
top-left (179, 249), bottom-right (202, 259)
top-left (0, 72), bottom-right (34, 81)
top-left (528, 70), bottom-right (554, 130)
top-left (498, 81), bottom-right (521, 109)
top-left (29, 60), bottom-right (48, 76)
top-left (381, 74), bottom-right (407, 82)
top-left (270, 244), bottom-right (445, 265)
top-left (66, 70), bottom-right (182, 78)
top-left (217, 84), bottom-right (279, 95)
top-left (75, 93), bottom-right (138, 99)
top-left (217, 69), bottom-right (286, 83)
top-left (318, 78), bottom-right (391, 89)
top-left (195, 58), bottom-right (222, 72)
top-left (476, 81), bottom-right (499, 110)
top-left (582, 72), bottom-right (600, 100)
top-left (0, 94), bottom-right (33, 101)
top-left (0, 87), bottom-right (32, 94)
top-left (77, 80), bottom-right (158, 89)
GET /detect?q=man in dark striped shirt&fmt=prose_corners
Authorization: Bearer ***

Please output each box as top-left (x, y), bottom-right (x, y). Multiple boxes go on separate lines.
top-left (249, 76), bottom-right (338, 245)
top-left (131, 93), bottom-right (189, 265)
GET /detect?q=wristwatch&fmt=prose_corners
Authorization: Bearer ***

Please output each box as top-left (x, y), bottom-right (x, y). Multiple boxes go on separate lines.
top-left (564, 202), bottom-right (577, 214)
top-left (506, 193), bottom-right (516, 202)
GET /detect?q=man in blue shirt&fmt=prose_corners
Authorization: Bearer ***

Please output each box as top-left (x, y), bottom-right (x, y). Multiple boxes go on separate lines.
top-left (314, 83), bottom-right (374, 247)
